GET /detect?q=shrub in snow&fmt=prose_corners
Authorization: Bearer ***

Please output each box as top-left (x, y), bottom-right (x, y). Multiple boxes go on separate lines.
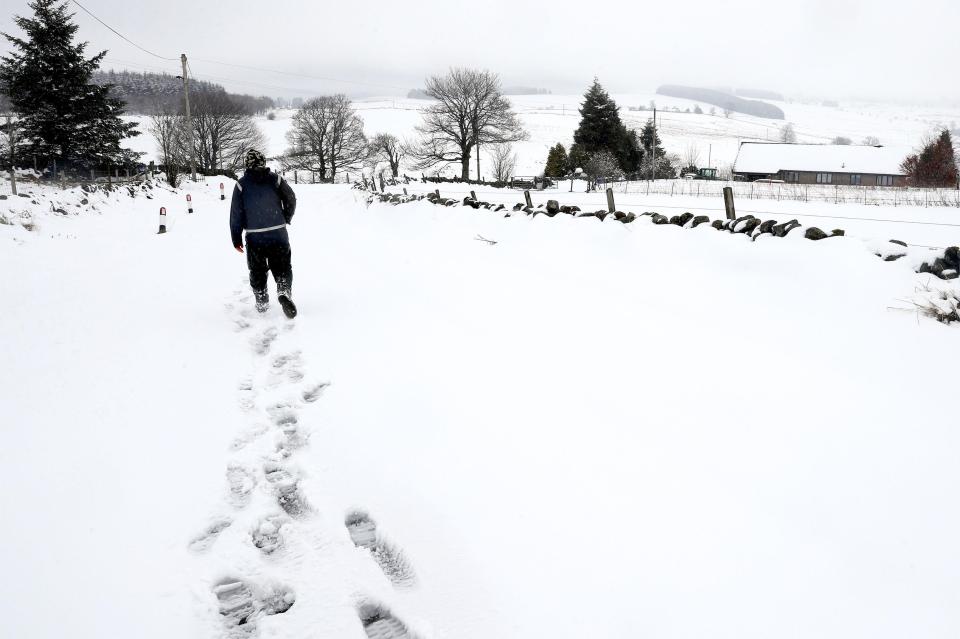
top-left (908, 284), bottom-right (960, 324)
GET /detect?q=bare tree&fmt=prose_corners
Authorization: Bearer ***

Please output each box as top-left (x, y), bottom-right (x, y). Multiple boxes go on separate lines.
top-left (682, 143), bottom-right (701, 168)
top-left (408, 68), bottom-right (526, 180)
top-left (148, 106), bottom-right (183, 186)
top-left (585, 150), bottom-right (622, 181)
top-left (368, 132), bottom-right (405, 177)
top-left (780, 123), bottom-right (797, 143)
top-left (862, 136), bottom-right (881, 146)
top-left (285, 95), bottom-right (367, 181)
top-left (488, 143), bottom-right (517, 182)
top-left (184, 91), bottom-right (265, 173)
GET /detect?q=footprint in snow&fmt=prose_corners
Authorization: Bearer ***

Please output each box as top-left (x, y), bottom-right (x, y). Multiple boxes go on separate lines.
top-left (346, 511), bottom-right (416, 588)
top-left (266, 402), bottom-right (299, 428)
top-left (263, 462), bottom-right (310, 517)
top-left (237, 377), bottom-right (257, 411)
top-left (250, 327), bottom-right (278, 356)
top-left (188, 517), bottom-right (233, 553)
top-left (250, 514), bottom-right (288, 555)
top-left (301, 382), bottom-right (330, 403)
top-left (357, 601), bottom-right (420, 639)
top-left (213, 578), bottom-right (295, 633)
top-left (226, 464), bottom-right (257, 509)
top-left (229, 423), bottom-right (269, 452)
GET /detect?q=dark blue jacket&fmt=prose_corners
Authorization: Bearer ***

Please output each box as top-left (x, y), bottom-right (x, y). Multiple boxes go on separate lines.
top-left (229, 168), bottom-right (297, 247)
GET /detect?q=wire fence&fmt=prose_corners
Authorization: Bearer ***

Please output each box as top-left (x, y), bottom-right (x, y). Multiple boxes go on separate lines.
top-left (599, 179), bottom-right (960, 208)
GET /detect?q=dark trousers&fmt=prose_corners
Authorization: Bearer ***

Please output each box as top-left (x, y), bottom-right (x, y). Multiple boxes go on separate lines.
top-left (247, 240), bottom-right (292, 297)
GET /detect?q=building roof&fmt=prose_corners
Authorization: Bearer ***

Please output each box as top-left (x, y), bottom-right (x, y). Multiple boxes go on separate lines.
top-left (733, 142), bottom-right (909, 176)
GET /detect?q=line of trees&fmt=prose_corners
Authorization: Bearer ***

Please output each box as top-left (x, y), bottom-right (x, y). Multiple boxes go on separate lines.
top-left (542, 79), bottom-right (679, 181)
top-left (277, 68), bottom-right (530, 184)
top-left (150, 90), bottom-right (267, 185)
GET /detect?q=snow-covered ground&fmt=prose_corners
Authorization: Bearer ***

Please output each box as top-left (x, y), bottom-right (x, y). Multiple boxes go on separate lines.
top-left (2, 175), bottom-right (959, 638)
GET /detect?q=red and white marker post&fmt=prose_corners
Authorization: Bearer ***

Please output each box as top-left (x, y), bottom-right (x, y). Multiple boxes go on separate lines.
top-left (158, 207), bottom-right (167, 234)
top-left (187, 193), bottom-right (194, 214)
top-left (220, 183), bottom-right (225, 200)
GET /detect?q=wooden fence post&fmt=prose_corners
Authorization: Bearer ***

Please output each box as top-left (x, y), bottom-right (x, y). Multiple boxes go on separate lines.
top-left (403, 188), bottom-right (408, 196)
top-left (524, 190), bottom-right (533, 207)
top-left (605, 187), bottom-right (616, 212)
top-left (434, 188), bottom-right (440, 199)
top-left (723, 186), bottom-right (736, 220)
top-left (294, 171), bottom-right (298, 184)
top-left (470, 190), bottom-right (476, 200)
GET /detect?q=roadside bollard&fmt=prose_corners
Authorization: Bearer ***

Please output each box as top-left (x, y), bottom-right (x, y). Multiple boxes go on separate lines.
top-left (220, 183), bottom-right (225, 200)
top-left (187, 194), bottom-right (194, 214)
top-left (158, 207), bottom-right (167, 234)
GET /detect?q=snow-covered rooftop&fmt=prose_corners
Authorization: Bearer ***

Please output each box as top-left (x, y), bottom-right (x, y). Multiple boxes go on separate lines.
top-left (734, 142), bottom-right (909, 175)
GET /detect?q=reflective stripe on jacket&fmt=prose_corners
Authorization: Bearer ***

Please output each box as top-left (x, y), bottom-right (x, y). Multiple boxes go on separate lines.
top-left (229, 168), bottom-right (297, 247)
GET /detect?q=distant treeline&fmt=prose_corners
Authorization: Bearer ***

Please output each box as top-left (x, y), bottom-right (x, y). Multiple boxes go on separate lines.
top-left (656, 85), bottom-right (785, 120)
top-left (735, 88), bottom-right (784, 101)
top-left (502, 86), bottom-right (552, 95)
top-left (407, 89), bottom-right (433, 100)
top-left (92, 70), bottom-right (275, 115)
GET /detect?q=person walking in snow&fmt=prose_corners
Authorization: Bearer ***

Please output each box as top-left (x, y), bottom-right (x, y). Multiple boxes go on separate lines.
top-left (230, 149), bottom-right (298, 318)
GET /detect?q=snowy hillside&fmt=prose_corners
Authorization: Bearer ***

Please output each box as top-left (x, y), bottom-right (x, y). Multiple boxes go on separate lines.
top-left (2, 175), bottom-right (959, 638)
top-left (122, 93), bottom-right (960, 178)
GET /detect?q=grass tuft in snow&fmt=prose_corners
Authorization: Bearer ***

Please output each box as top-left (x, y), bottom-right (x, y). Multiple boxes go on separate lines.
top-left (909, 283), bottom-right (960, 324)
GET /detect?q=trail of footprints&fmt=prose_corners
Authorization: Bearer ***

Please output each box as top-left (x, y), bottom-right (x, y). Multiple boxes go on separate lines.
top-left (189, 290), bottom-right (423, 638)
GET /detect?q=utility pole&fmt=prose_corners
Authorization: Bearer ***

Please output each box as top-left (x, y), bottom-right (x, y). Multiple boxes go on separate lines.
top-left (6, 116), bottom-right (17, 196)
top-left (181, 54), bottom-right (198, 182)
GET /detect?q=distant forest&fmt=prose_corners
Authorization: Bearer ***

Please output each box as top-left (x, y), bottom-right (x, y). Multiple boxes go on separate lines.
top-left (735, 88), bottom-right (784, 101)
top-left (91, 70), bottom-right (275, 115)
top-left (656, 85), bottom-right (785, 120)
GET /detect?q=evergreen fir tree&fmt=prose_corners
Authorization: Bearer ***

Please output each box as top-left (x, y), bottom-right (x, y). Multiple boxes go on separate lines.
top-left (573, 79), bottom-right (622, 154)
top-left (568, 143), bottom-right (589, 173)
top-left (571, 79), bottom-right (641, 173)
top-left (544, 143), bottom-right (568, 177)
top-left (0, 0), bottom-right (139, 172)
top-left (639, 119), bottom-right (666, 160)
top-left (614, 125), bottom-right (642, 174)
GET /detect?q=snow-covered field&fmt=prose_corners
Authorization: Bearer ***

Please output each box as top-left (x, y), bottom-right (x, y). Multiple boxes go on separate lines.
top-left (123, 93), bottom-right (960, 179)
top-left (2, 174), bottom-right (959, 638)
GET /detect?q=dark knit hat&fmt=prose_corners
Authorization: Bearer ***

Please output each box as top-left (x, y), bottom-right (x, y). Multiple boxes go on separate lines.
top-left (245, 149), bottom-right (267, 170)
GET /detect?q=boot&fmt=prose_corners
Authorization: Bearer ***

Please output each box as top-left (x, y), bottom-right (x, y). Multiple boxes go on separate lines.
top-left (277, 292), bottom-right (297, 319)
top-left (253, 288), bottom-right (269, 313)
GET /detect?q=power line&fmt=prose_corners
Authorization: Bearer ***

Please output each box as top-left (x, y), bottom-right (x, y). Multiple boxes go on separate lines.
top-left (191, 58), bottom-right (409, 92)
top-left (69, 0), bottom-right (178, 61)
top-left (70, 1), bottom-right (404, 93)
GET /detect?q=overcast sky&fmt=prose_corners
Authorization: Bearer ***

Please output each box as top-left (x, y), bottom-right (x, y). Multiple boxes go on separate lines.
top-left (2, 0), bottom-right (958, 103)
